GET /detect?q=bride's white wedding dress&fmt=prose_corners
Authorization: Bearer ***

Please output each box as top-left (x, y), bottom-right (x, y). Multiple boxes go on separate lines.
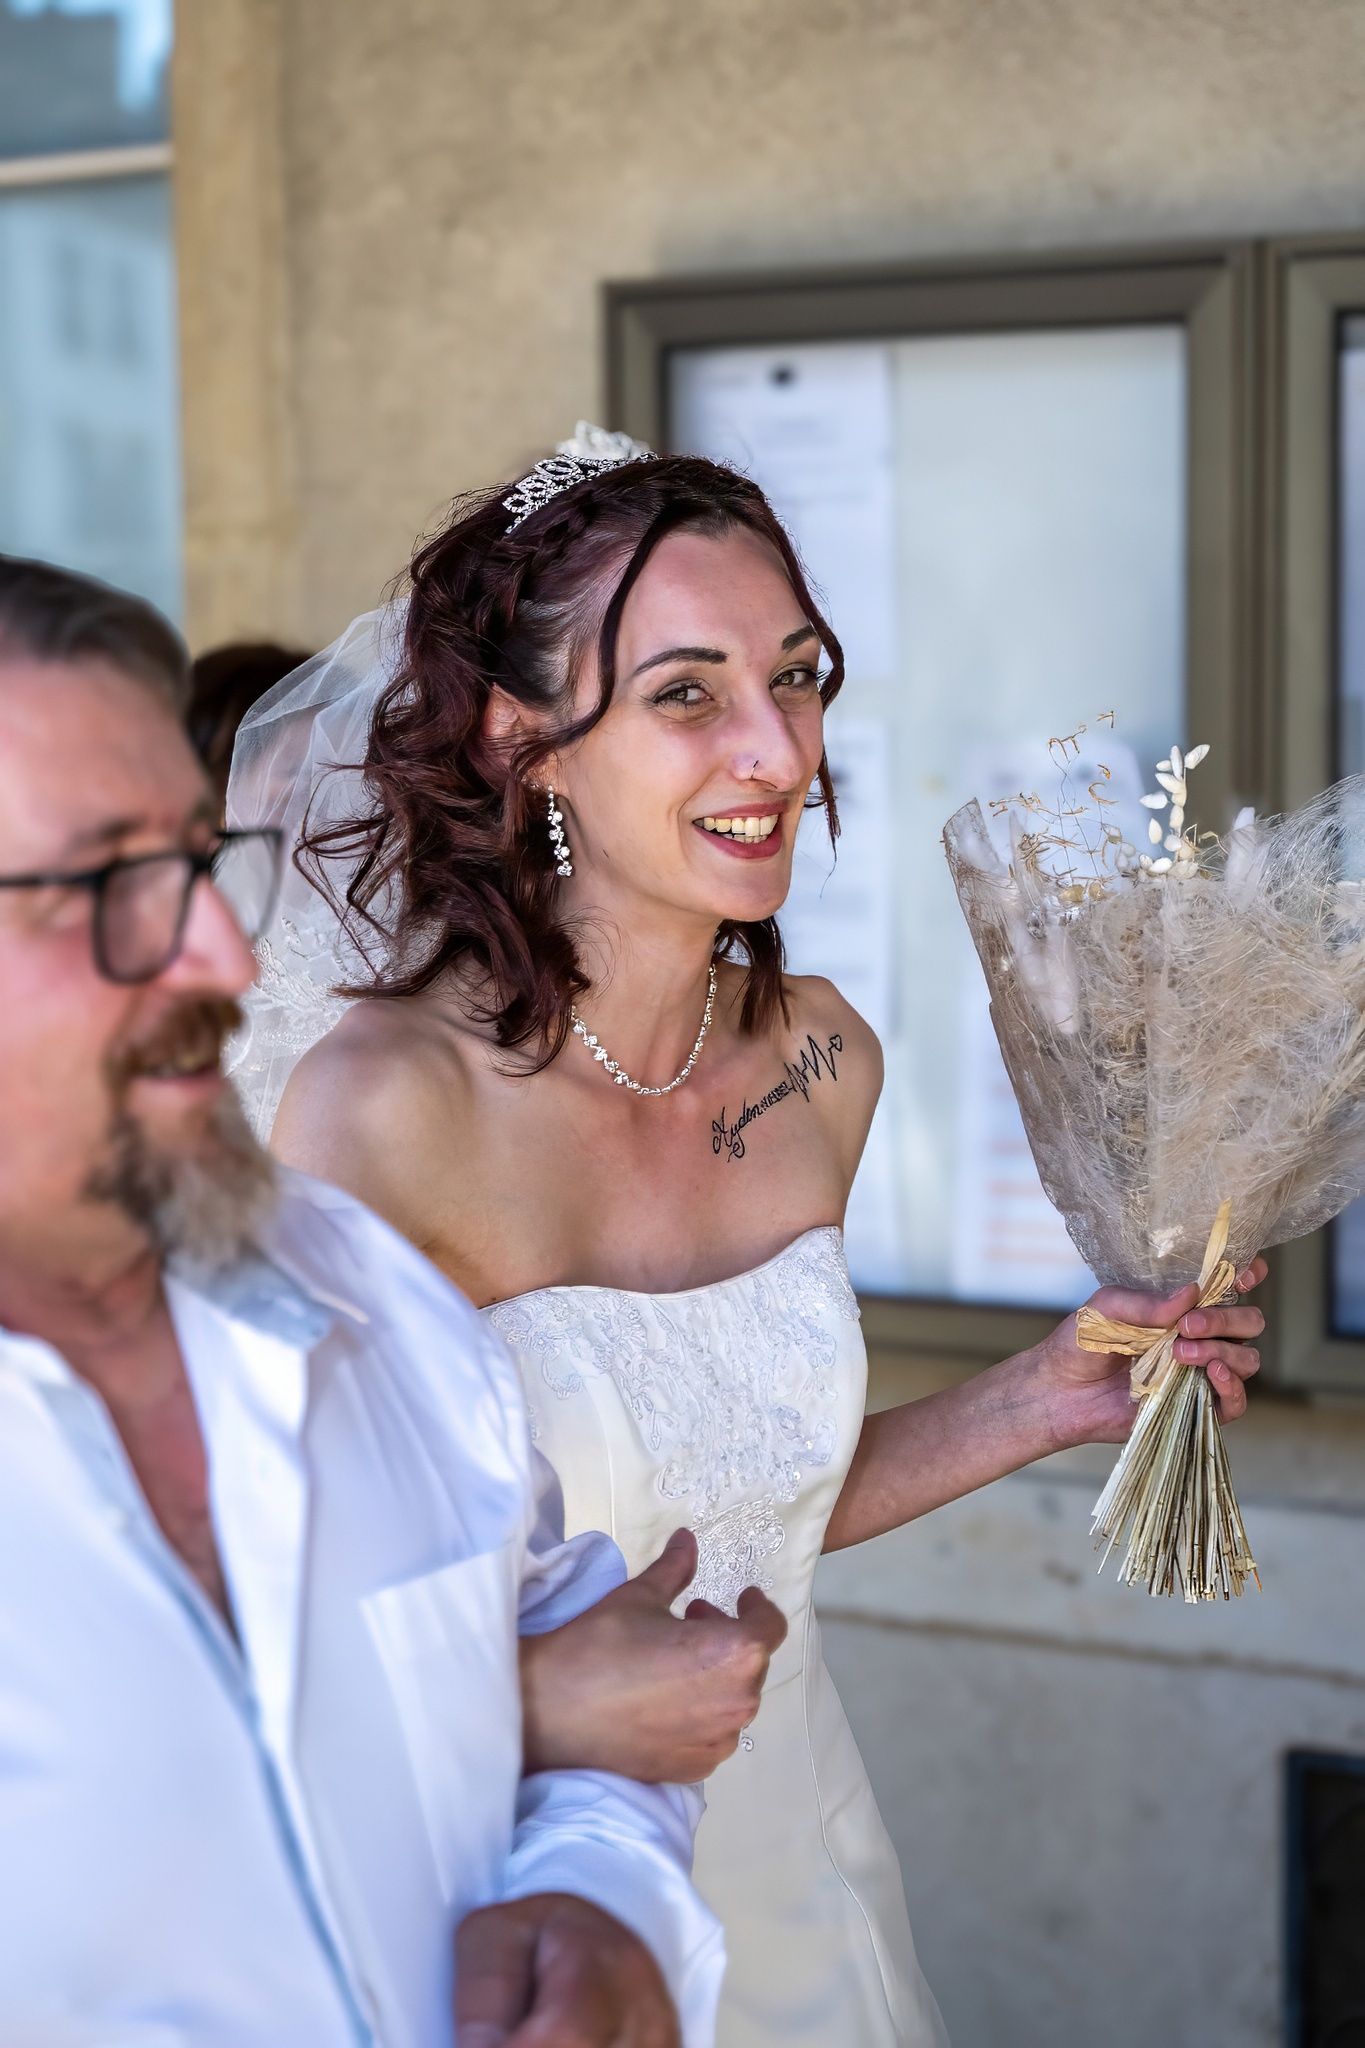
top-left (485, 1226), bottom-right (949, 2048)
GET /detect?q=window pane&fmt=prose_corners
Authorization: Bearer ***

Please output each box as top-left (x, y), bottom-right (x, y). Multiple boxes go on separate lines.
top-left (1339, 317), bottom-right (1365, 780)
top-left (0, 176), bottom-right (181, 620)
top-left (672, 326), bottom-right (1187, 1304)
top-left (0, 0), bottom-right (170, 158)
top-left (1329, 316), bottom-right (1365, 1334)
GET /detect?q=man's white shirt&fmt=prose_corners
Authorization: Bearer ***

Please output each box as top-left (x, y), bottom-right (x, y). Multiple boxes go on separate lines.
top-left (0, 1170), bottom-right (723, 2047)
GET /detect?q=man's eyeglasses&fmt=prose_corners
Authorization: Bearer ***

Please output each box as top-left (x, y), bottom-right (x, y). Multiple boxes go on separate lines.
top-left (0, 829), bottom-right (282, 985)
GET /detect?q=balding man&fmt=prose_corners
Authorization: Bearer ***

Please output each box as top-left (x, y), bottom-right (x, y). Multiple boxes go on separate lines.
top-left (0, 555), bottom-right (734, 2048)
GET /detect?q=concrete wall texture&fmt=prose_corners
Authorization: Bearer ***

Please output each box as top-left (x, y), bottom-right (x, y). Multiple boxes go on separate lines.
top-left (178, 0), bottom-right (1365, 650)
top-left (822, 1605), bottom-right (1365, 2048)
top-left (173, 5), bottom-right (1365, 2041)
top-left (817, 1421), bottom-right (1365, 2047)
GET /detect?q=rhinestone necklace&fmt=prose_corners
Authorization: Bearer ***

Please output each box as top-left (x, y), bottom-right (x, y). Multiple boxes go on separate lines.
top-left (570, 962), bottom-right (718, 1097)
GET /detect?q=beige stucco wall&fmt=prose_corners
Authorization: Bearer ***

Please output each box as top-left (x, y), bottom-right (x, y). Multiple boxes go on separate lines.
top-left (174, 0), bottom-right (295, 648)
top-left (176, 0), bottom-right (1365, 652)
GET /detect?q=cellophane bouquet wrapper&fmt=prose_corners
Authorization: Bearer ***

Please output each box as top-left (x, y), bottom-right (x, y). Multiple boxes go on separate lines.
top-left (943, 773), bottom-right (1365, 1598)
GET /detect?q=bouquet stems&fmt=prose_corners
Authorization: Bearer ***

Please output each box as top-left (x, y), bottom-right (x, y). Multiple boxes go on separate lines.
top-left (1090, 1360), bottom-right (1258, 1601)
top-left (1078, 1201), bottom-right (1260, 1602)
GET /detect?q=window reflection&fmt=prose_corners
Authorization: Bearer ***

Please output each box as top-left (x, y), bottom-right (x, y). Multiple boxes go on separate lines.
top-left (0, 0), bottom-right (170, 159)
top-left (1338, 319), bottom-right (1365, 781)
top-left (0, 177), bottom-right (181, 620)
top-left (673, 327), bottom-right (1187, 1307)
top-left (1330, 317), bottom-right (1365, 1334)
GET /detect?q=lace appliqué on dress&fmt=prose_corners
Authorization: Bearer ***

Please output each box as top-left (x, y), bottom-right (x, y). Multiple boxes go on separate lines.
top-left (690, 1498), bottom-right (787, 1610)
top-left (488, 1229), bottom-right (859, 1614)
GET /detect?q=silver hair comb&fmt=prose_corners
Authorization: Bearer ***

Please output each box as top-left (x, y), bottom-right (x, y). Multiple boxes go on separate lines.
top-left (502, 421), bottom-right (655, 531)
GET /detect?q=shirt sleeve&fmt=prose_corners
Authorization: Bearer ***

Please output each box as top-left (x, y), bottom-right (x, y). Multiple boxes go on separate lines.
top-left (510, 1449), bottom-right (724, 2047)
top-left (501, 1771), bottom-right (724, 2048)
top-left (516, 1445), bottom-right (626, 1635)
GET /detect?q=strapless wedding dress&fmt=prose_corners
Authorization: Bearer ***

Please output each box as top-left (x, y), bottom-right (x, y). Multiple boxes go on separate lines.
top-left (485, 1227), bottom-right (948, 2048)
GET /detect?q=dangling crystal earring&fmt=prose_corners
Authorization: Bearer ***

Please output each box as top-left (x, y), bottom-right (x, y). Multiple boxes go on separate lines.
top-left (547, 787), bottom-right (573, 878)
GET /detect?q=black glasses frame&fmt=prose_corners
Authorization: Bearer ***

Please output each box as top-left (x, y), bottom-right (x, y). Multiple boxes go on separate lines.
top-left (0, 827), bottom-right (282, 984)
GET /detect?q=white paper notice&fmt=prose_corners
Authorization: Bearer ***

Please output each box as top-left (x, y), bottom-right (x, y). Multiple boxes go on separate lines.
top-left (780, 718), bottom-right (906, 1292)
top-left (670, 341), bottom-right (897, 686)
top-left (668, 324), bottom-right (1185, 1310)
top-left (672, 341), bottom-right (905, 1291)
top-left (948, 737), bottom-right (1121, 1311)
top-left (781, 717), bottom-right (894, 1041)
top-left (951, 978), bottom-right (1095, 1309)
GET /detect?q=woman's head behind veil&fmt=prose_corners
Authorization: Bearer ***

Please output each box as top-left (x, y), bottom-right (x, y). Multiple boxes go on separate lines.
top-left (227, 452), bottom-right (843, 1141)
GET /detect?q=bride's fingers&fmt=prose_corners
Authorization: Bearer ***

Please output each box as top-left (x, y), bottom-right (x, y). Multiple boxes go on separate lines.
top-left (1209, 1352), bottom-right (1255, 1421)
top-left (1089, 1281), bottom-right (1199, 1329)
top-left (1088, 1260), bottom-right (1268, 1335)
top-left (1172, 1337), bottom-right (1260, 1420)
top-left (1174, 1336), bottom-right (1259, 1379)
top-left (1179, 1302), bottom-right (1264, 1343)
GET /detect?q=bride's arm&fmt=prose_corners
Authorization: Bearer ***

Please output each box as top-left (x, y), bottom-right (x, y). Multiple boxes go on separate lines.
top-left (822, 1265), bottom-right (1267, 1553)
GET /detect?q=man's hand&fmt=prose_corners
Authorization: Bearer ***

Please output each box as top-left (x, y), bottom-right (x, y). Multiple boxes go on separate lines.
top-left (1035, 1256), bottom-right (1269, 1448)
top-left (456, 1892), bottom-right (678, 2048)
top-left (520, 1528), bottom-right (787, 1782)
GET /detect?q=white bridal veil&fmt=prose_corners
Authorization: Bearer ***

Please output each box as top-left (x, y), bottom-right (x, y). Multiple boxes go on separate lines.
top-left (224, 426), bottom-right (659, 1138)
top-left (225, 603), bottom-right (406, 1140)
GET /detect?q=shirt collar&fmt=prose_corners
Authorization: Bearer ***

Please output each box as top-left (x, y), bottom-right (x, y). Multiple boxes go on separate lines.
top-left (0, 1325), bottom-right (74, 1387)
top-left (0, 1240), bottom-right (347, 1386)
top-left (167, 1249), bottom-right (337, 1352)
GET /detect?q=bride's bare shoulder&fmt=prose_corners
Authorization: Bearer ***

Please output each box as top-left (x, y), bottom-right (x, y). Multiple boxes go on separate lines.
top-left (778, 972), bottom-right (883, 1161)
top-left (271, 994), bottom-right (481, 1234)
top-left (781, 973), bottom-right (882, 1084)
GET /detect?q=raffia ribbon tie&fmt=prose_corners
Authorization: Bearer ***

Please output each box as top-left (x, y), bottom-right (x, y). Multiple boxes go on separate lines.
top-left (1073, 1198), bottom-right (1238, 1402)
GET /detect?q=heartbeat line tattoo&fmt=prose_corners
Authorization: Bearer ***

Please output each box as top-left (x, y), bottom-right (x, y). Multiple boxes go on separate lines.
top-left (711, 1032), bottom-right (843, 1163)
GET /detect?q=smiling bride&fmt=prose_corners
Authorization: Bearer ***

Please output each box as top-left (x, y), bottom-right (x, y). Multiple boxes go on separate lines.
top-left (228, 428), bottom-right (1265, 2048)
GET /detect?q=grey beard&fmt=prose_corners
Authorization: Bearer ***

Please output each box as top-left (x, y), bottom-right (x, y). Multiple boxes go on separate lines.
top-left (87, 1086), bottom-right (277, 1270)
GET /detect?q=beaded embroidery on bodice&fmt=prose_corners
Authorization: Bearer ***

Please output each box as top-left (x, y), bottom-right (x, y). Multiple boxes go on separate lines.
top-left (485, 1227), bottom-right (860, 1612)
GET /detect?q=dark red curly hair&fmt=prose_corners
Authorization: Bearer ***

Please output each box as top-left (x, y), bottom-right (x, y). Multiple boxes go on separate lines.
top-left (300, 453), bottom-right (843, 1063)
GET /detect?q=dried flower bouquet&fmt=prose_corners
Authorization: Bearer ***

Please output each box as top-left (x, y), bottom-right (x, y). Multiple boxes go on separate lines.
top-left (944, 736), bottom-right (1365, 1600)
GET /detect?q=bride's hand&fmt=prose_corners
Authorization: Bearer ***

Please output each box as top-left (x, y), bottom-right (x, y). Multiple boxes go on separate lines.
top-left (1032, 1257), bottom-right (1268, 1448)
top-left (520, 1529), bottom-right (787, 1783)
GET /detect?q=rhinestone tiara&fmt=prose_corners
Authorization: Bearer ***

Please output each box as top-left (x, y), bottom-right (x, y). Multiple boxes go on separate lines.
top-left (502, 421), bottom-right (656, 531)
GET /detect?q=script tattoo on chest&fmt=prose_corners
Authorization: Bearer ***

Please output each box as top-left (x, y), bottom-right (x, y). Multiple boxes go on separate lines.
top-left (711, 1031), bottom-right (843, 1163)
